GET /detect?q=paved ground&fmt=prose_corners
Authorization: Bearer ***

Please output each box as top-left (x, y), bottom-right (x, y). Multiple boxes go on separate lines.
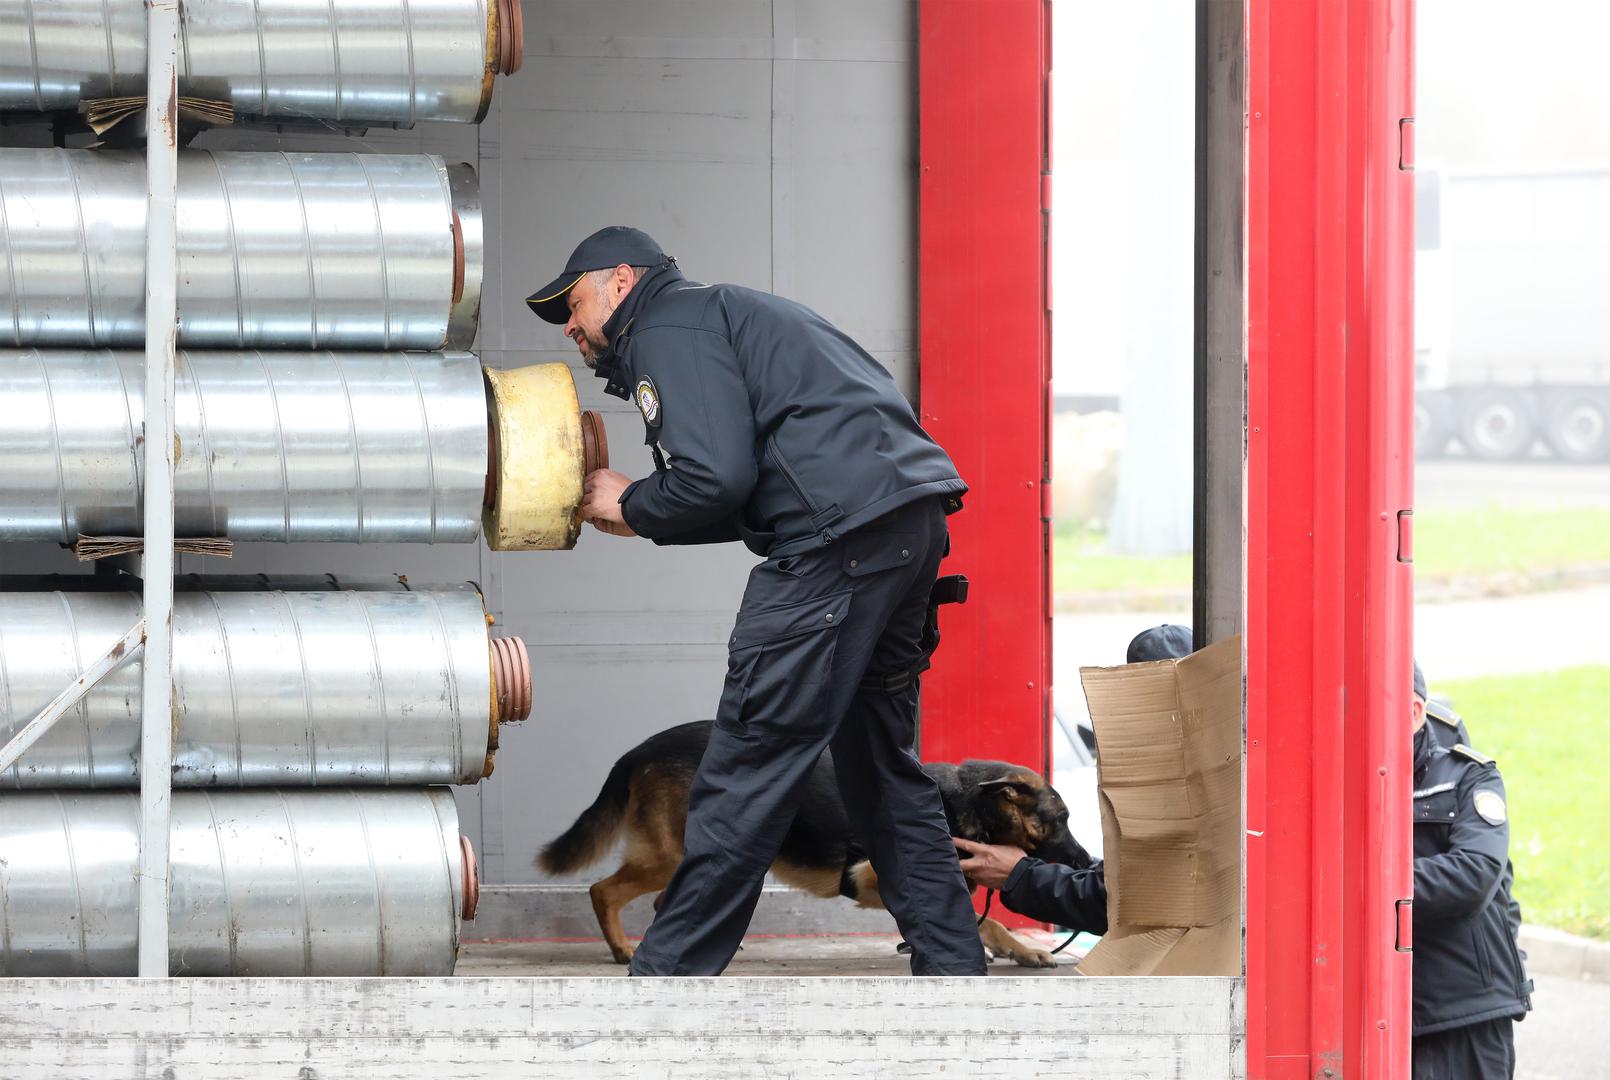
top-left (1418, 458), bottom-right (1610, 507)
top-left (455, 932), bottom-right (1084, 977)
top-left (1514, 974), bottom-right (1610, 1079)
top-left (1051, 584), bottom-right (1610, 725)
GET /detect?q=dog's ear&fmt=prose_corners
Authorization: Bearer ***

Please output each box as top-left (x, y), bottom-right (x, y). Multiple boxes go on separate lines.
top-left (978, 777), bottom-right (1039, 806)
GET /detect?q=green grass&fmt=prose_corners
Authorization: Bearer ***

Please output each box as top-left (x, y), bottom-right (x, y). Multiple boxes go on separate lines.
top-left (1052, 521), bottom-right (1191, 597)
top-left (1052, 505), bottom-right (1610, 598)
top-left (1438, 666), bottom-right (1610, 940)
top-left (1412, 505), bottom-right (1610, 582)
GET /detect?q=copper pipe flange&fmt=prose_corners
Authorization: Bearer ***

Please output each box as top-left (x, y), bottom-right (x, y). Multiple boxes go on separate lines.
top-left (514, 636), bottom-right (531, 721)
top-left (492, 636), bottom-right (511, 723)
top-left (581, 409), bottom-right (609, 475)
top-left (495, 0), bottom-right (525, 74)
top-left (482, 393), bottom-right (499, 512)
top-left (491, 635), bottom-right (532, 723)
top-left (460, 835), bottom-right (481, 921)
top-left (450, 211), bottom-right (466, 305)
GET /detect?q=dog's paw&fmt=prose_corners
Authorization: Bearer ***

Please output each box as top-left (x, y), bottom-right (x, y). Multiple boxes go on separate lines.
top-left (609, 944), bottom-right (636, 965)
top-left (1010, 947), bottom-right (1057, 969)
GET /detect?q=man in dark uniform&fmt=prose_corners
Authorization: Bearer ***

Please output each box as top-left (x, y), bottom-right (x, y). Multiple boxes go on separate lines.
top-left (527, 227), bottom-right (987, 976)
top-left (953, 836), bottom-right (1108, 933)
top-left (1411, 662), bottom-right (1532, 1079)
top-left (1417, 660), bottom-right (1473, 749)
top-left (1414, 660), bottom-right (1524, 940)
top-left (1125, 622), bottom-right (1193, 664)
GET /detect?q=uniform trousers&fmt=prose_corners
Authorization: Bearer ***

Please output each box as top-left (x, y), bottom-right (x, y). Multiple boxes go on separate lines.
top-left (629, 497), bottom-right (988, 976)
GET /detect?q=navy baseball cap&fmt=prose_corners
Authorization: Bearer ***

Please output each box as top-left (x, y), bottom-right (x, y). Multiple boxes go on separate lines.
top-left (525, 226), bottom-right (673, 324)
top-left (1413, 659), bottom-right (1427, 701)
top-left (1126, 624), bottom-right (1194, 664)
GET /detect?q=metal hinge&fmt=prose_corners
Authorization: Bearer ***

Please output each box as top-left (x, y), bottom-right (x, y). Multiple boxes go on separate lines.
top-left (1395, 898), bottom-right (1413, 952)
top-left (1397, 509), bottom-right (1414, 563)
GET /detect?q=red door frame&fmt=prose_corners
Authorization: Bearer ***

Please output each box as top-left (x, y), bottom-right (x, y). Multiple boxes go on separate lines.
top-left (919, 1), bottom-right (1415, 1075)
top-left (917, 0), bottom-right (1053, 782)
top-left (1247, 0), bottom-right (1416, 1075)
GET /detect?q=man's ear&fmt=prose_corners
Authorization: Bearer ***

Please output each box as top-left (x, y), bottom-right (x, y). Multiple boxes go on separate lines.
top-left (612, 263), bottom-right (637, 298)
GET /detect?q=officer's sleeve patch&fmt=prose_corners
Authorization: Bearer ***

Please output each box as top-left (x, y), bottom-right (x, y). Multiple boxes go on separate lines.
top-left (1473, 788), bottom-right (1507, 826)
top-left (635, 376), bottom-right (662, 428)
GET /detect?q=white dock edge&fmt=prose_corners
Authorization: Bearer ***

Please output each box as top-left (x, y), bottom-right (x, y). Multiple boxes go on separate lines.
top-left (0, 975), bottom-right (1245, 1078)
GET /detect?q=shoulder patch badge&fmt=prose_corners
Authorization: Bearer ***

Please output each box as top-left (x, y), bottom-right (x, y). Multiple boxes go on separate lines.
top-left (1473, 788), bottom-right (1507, 826)
top-left (635, 376), bottom-right (662, 428)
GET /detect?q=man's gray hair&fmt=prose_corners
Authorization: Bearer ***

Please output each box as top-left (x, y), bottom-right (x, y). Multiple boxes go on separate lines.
top-left (588, 265), bottom-right (653, 297)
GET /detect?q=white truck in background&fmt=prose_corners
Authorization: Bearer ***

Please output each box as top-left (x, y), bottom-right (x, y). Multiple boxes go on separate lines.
top-left (1415, 166), bottom-right (1610, 462)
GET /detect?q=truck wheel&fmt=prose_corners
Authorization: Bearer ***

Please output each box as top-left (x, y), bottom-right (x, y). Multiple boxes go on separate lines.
top-left (1415, 395), bottom-right (1452, 459)
top-left (1457, 391), bottom-right (1537, 461)
top-left (1543, 392), bottom-right (1610, 463)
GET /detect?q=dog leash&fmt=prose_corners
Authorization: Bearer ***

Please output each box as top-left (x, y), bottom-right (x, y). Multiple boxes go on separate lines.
top-left (978, 887), bottom-right (1079, 956)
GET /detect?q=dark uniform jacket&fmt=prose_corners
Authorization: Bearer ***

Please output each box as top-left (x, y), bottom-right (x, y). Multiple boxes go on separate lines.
top-left (1424, 699), bottom-right (1524, 940)
top-left (593, 266), bottom-right (967, 555)
top-left (1412, 724), bottom-right (1533, 1036)
top-left (1000, 857), bottom-right (1110, 934)
top-left (1425, 698), bottom-right (1472, 749)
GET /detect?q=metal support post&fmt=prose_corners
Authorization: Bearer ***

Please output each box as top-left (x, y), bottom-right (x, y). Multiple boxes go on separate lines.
top-left (138, 0), bottom-right (180, 980)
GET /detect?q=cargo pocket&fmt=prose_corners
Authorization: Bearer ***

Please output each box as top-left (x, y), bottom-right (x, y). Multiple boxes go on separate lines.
top-left (842, 529), bottom-right (918, 578)
top-left (719, 590), bottom-right (853, 741)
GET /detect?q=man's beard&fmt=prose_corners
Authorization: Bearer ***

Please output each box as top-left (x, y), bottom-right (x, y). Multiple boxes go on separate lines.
top-left (581, 328), bottom-right (610, 369)
top-left (581, 289), bottom-right (620, 369)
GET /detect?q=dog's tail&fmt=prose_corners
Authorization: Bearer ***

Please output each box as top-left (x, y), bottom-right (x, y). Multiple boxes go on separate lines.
top-left (537, 756), bottom-right (634, 875)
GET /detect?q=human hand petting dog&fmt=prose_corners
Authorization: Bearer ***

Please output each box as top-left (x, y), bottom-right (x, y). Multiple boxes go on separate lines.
top-left (582, 468), bottom-right (637, 536)
top-left (953, 837), bottom-right (1028, 890)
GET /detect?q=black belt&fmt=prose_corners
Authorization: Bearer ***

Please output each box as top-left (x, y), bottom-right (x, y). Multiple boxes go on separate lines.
top-left (857, 574), bottom-right (969, 694)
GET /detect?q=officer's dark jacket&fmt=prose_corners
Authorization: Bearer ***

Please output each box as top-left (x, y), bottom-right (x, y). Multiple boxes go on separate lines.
top-left (999, 858), bottom-right (1109, 934)
top-left (594, 266), bottom-right (967, 556)
top-left (1412, 725), bottom-right (1532, 1036)
top-left (1425, 699), bottom-right (1472, 749)
top-left (1423, 699), bottom-right (1524, 940)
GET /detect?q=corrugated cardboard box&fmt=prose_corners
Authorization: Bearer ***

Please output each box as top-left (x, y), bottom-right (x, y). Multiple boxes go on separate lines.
top-left (1076, 634), bottom-right (1242, 976)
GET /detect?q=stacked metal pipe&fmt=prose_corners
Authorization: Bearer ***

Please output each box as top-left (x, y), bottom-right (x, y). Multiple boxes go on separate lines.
top-left (0, 149), bottom-right (482, 350)
top-left (0, 589), bottom-right (530, 788)
top-left (0, 789), bottom-right (475, 976)
top-left (0, 0), bottom-right (524, 126)
top-left (0, 2), bottom-right (591, 978)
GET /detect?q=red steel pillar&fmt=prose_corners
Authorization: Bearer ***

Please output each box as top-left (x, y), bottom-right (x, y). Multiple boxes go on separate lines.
top-left (917, 0), bottom-right (1053, 779)
top-left (1246, 0), bottom-right (1416, 1076)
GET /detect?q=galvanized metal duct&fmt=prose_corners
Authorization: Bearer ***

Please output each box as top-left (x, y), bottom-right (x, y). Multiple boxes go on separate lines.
top-left (0, 349), bottom-right (488, 543)
top-left (0, 788), bottom-right (475, 976)
top-left (0, 148), bottom-right (482, 350)
top-left (0, 0), bottom-right (522, 125)
top-left (0, 590), bottom-right (532, 788)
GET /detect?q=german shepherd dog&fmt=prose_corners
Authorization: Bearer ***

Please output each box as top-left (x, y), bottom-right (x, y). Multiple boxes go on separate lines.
top-left (538, 720), bottom-right (1094, 968)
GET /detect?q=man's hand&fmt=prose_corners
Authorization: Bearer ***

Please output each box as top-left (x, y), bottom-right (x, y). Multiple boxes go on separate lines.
top-left (582, 469), bottom-right (637, 537)
top-left (954, 837), bottom-right (1029, 891)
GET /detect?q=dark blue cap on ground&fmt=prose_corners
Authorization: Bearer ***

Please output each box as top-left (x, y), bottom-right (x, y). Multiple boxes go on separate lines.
top-left (526, 226), bottom-right (673, 324)
top-left (1126, 624), bottom-right (1194, 664)
top-left (1413, 659), bottom-right (1426, 701)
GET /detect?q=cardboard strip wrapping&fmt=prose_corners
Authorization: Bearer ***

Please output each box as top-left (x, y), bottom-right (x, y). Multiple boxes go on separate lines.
top-left (1077, 634), bottom-right (1243, 976)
